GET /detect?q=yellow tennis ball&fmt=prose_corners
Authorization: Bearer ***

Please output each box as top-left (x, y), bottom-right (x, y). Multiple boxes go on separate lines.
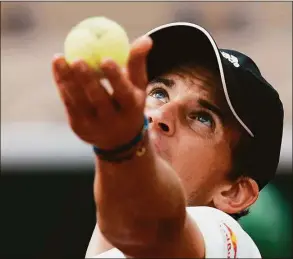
top-left (64, 17), bottom-right (130, 71)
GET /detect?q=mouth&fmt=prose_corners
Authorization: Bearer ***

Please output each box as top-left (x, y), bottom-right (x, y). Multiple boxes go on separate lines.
top-left (153, 142), bottom-right (162, 154)
top-left (148, 133), bottom-right (168, 156)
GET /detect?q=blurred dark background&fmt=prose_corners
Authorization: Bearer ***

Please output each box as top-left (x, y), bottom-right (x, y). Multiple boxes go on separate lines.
top-left (1, 169), bottom-right (96, 259)
top-left (1, 165), bottom-right (292, 258)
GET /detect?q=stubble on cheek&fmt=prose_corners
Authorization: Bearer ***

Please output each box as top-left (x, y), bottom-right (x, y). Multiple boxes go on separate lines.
top-left (172, 145), bottom-right (222, 206)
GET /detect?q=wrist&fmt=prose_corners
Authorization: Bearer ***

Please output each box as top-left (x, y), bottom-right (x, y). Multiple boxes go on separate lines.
top-left (93, 116), bottom-right (149, 162)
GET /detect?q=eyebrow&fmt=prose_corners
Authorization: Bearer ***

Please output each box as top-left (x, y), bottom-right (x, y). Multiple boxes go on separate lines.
top-left (198, 99), bottom-right (224, 122)
top-left (149, 77), bottom-right (225, 122)
top-left (149, 77), bottom-right (175, 88)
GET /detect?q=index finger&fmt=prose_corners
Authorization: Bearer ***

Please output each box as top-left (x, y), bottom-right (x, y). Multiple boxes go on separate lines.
top-left (52, 55), bottom-right (95, 119)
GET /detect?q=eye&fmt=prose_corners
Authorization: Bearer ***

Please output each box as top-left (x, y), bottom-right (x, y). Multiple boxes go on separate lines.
top-left (148, 87), bottom-right (169, 103)
top-left (188, 111), bottom-right (214, 128)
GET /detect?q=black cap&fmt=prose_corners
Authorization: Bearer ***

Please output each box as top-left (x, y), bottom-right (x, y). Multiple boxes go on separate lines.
top-left (145, 22), bottom-right (284, 190)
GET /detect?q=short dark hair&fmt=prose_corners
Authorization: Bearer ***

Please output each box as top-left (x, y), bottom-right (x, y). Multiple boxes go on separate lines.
top-left (228, 126), bottom-right (255, 220)
top-left (230, 209), bottom-right (250, 221)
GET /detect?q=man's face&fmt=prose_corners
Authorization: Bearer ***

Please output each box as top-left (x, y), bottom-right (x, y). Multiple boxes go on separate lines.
top-left (145, 65), bottom-right (243, 206)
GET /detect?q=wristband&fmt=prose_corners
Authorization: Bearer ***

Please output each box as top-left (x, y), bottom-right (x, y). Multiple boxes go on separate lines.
top-left (93, 116), bottom-right (149, 160)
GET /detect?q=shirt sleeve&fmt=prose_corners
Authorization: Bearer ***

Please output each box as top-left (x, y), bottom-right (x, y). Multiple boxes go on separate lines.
top-left (186, 206), bottom-right (261, 258)
top-left (92, 248), bottom-right (125, 258)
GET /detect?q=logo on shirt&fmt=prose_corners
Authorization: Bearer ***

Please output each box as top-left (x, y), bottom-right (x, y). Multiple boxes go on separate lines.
top-left (221, 51), bottom-right (240, 68)
top-left (220, 222), bottom-right (238, 258)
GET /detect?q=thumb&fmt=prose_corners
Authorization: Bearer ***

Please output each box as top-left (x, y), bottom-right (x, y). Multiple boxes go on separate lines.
top-left (127, 36), bottom-right (153, 90)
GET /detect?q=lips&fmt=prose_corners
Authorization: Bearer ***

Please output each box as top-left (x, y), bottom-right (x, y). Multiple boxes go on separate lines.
top-left (148, 132), bottom-right (169, 156)
top-left (153, 141), bottom-right (162, 153)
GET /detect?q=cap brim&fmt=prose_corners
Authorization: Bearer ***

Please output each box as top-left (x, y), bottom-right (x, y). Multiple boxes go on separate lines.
top-left (146, 22), bottom-right (220, 80)
top-left (145, 22), bottom-right (253, 137)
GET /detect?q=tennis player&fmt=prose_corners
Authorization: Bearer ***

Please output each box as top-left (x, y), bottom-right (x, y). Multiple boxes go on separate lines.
top-left (52, 22), bottom-right (284, 258)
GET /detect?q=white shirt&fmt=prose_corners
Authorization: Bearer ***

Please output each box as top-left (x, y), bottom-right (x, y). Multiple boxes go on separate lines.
top-left (92, 206), bottom-right (261, 258)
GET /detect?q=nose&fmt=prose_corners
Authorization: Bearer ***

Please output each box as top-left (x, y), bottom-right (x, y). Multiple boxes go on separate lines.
top-left (146, 104), bottom-right (176, 136)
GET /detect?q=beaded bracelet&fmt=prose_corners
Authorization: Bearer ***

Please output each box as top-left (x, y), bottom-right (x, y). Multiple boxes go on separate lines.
top-left (93, 116), bottom-right (149, 162)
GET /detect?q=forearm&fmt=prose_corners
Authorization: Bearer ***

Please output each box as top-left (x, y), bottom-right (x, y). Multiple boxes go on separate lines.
top-left (94, 134), bottom-right (186, 253)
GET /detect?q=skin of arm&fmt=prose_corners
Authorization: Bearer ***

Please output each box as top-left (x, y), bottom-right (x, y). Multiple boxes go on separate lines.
top-left (94, 135), bottom-right (205, 258)
top-left (52, 36), bottom-right (205, 259)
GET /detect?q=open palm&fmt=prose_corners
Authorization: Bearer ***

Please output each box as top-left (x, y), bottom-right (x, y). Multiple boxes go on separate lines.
top-left (52, 36), bottom-right (152, 150)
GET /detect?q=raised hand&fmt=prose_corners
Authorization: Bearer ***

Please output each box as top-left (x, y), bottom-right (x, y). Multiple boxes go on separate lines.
top-left (52, 36), bottom-right (152, 150)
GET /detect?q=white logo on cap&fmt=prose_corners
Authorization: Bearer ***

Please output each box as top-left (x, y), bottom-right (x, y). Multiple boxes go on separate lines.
top-left (221, 51), bottom-right (240, 68)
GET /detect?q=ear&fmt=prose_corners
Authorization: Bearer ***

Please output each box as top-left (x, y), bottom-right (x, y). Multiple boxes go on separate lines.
top-left (212, 177), bottom-right (259, 215)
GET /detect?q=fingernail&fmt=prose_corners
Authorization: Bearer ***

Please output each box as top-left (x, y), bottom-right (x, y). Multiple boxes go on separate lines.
top-left (101, 58), bottom-right (116, 71)
top-left (54, 53), bottom-right (64, 59)
top-left (135, 36), bottom-right (152, 47)
top-left (72, 59), bottom-right (87, 72)
top-left (57, 58), bottom-right (68, 71)
top-left (142, 35), bottom-right (152, 44)
top-left (78, 61), bottom-right (88, 72)
top-left (101, 58), bottom-right (113, 65)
